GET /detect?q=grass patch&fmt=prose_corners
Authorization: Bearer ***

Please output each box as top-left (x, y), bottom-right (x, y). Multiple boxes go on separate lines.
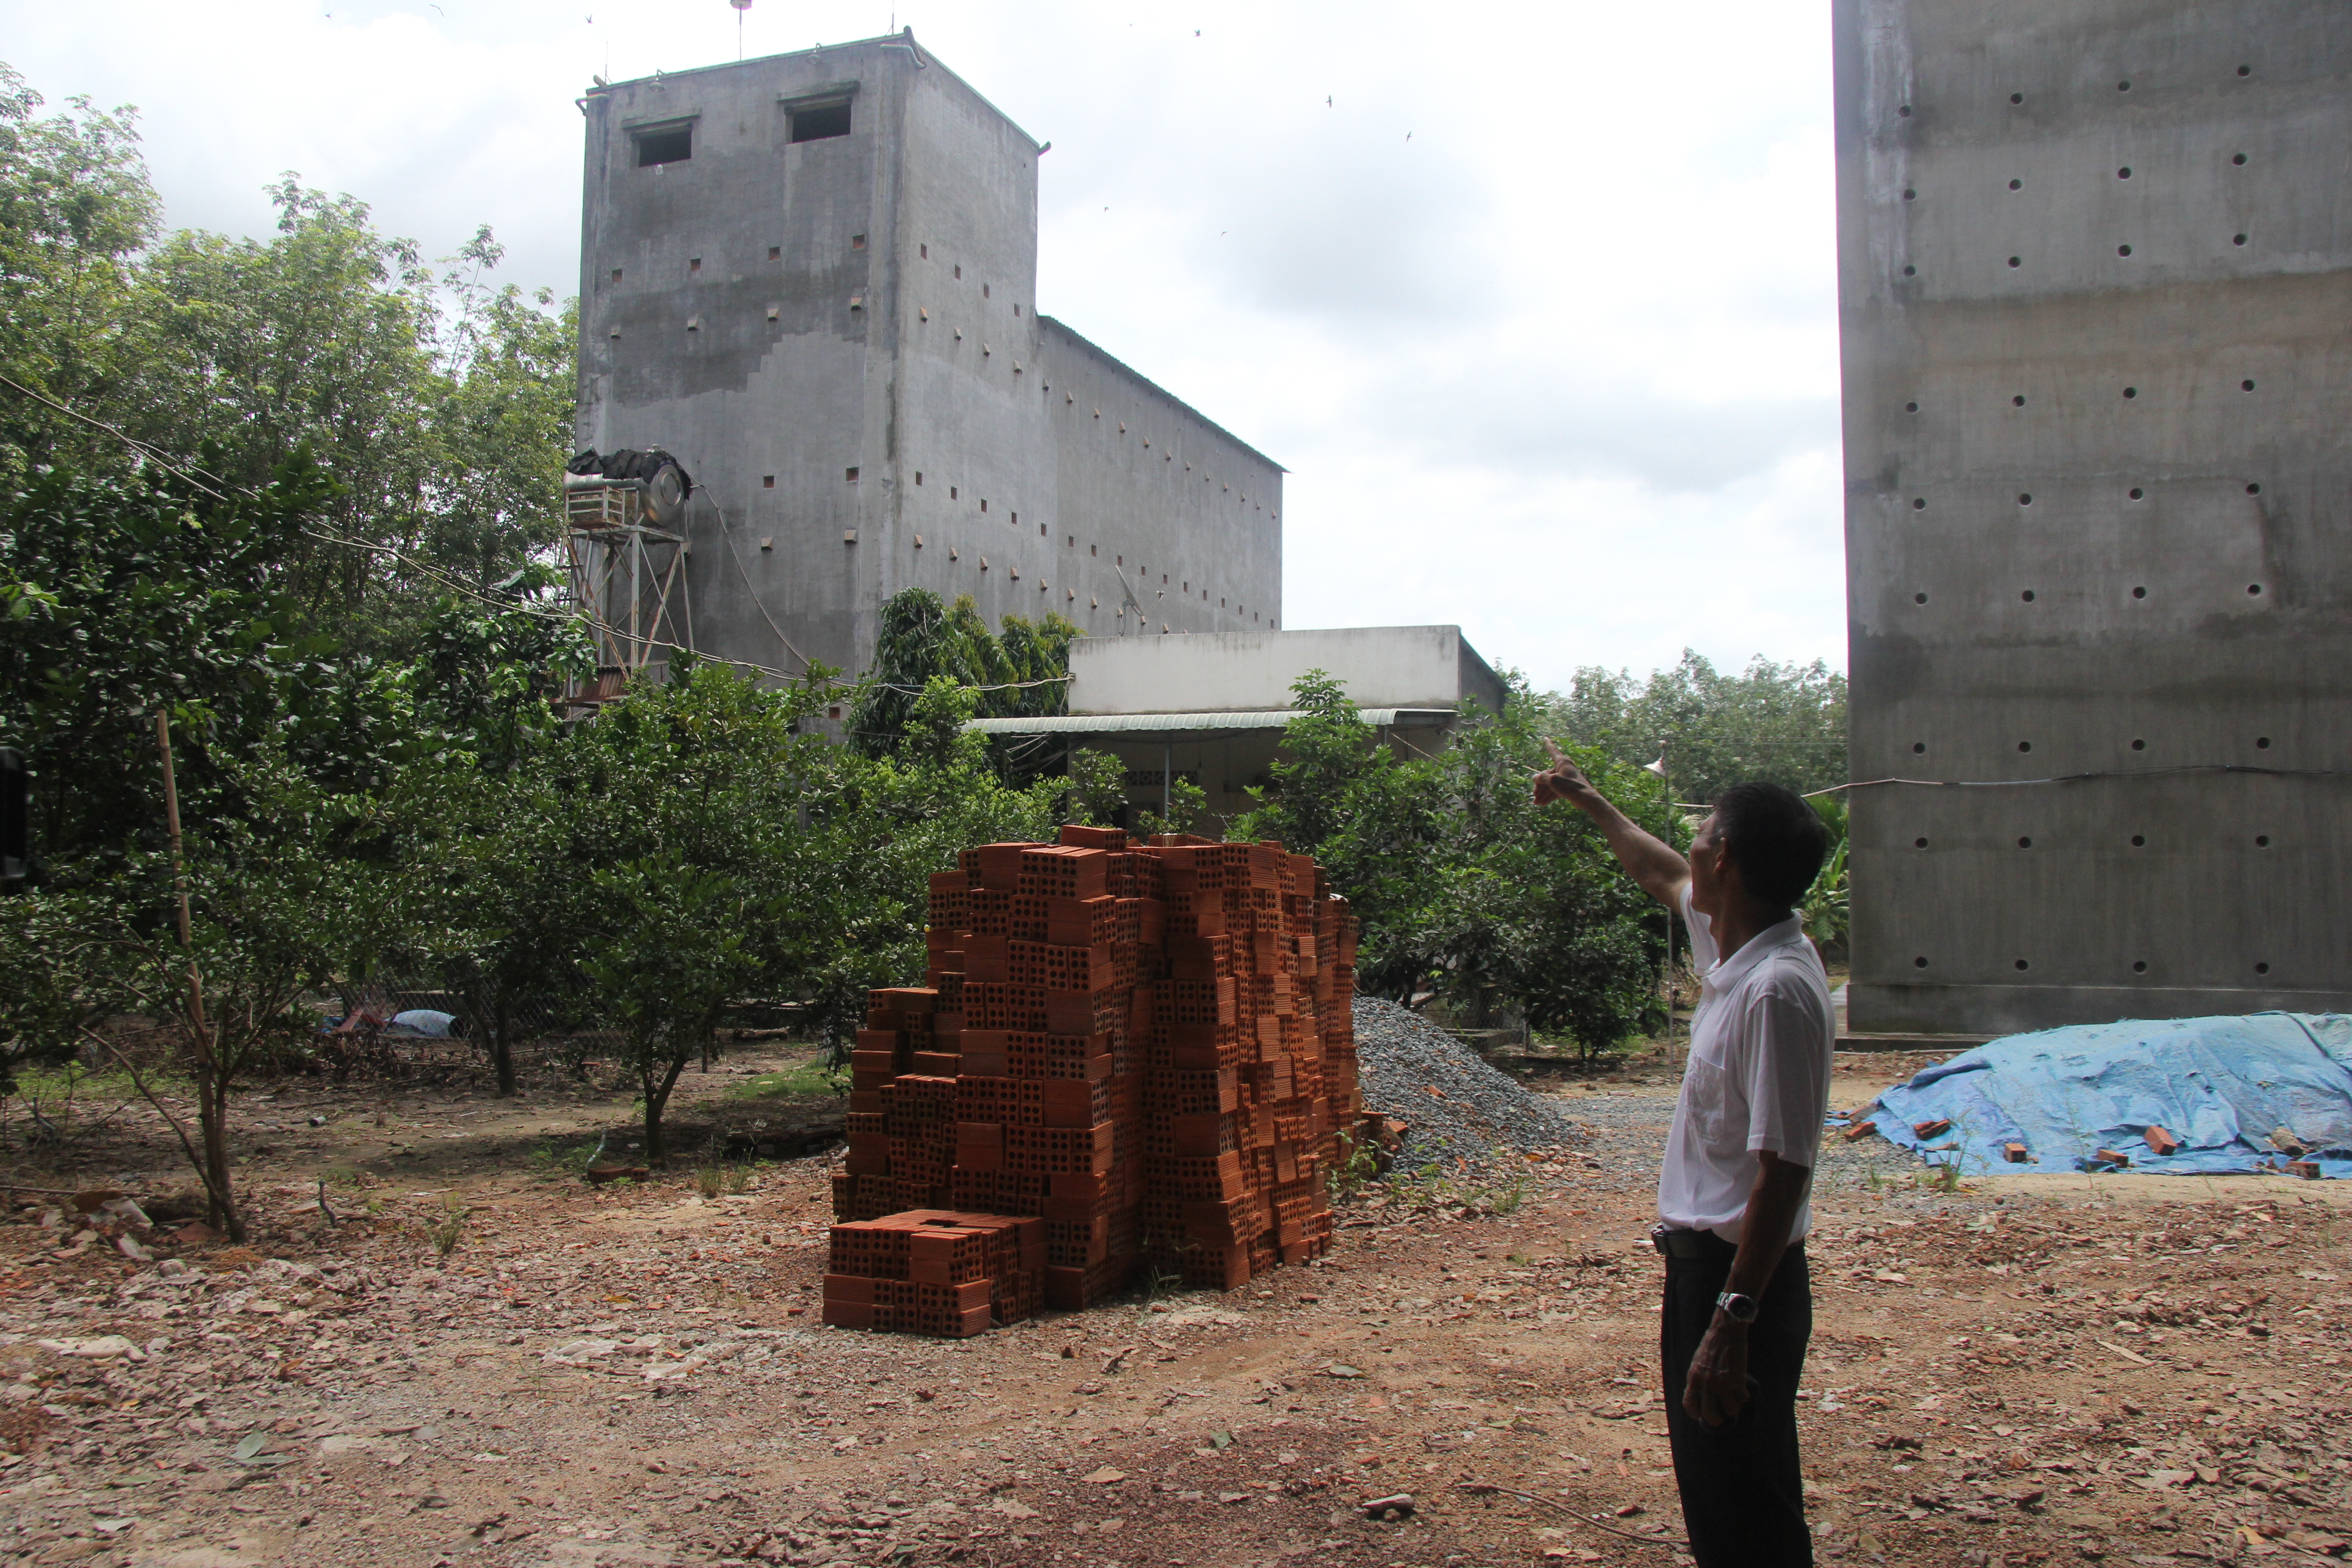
top-left (529, 1140), bottom-right (599, 1180)
top-left (728, 1054), bottom-right (849, 1101)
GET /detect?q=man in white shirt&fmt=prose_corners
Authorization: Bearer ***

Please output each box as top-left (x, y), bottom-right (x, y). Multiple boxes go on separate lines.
top-left (1534, 745), bottom-right (1833, 1568)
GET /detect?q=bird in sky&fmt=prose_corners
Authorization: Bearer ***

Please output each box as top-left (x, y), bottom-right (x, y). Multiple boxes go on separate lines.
top-left (1326, 95), bottom-right (1333, 106)
top-left (1406, 131), bottom-right (1413, 141)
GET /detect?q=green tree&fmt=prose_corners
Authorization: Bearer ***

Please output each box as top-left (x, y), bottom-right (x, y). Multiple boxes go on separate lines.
top-left (546, 659), bottom-right (813, 1157)
top-left (97, 747), bottom-right (392, 1241)
top-left (0, 886), bottom-right (123, 1098)
top-left (0, 65), bottom-right (161, 485)
top-left (847, 588), bottom-right (1081, 777)
top-left (1545, 650), bottom-right (1847, 802)
top-left (0, 456), bottom-right (338, 875)
top-left (578, 853), bottom-right (767, 1167)
top-left (1236, 671), bottom-right (1673, 1056)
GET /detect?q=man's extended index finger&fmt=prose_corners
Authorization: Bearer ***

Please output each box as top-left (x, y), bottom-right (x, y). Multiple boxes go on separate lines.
top-left (1541, 736), bottom-right (1568, 767)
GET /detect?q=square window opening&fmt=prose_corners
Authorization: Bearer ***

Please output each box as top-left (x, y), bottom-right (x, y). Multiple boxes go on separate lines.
top-left (852, 233), bottom-right (867, 250)
top-left (763, 475), bottom-right (775, 489)
top-left (845, 466), bottom-right (860, 483)
top-left (915, 472), bottom-right (923, 486)
top-left (767, 246), bottom-right (781, 261)
top-left (789, 101), bottom-right (853, 142)
top-left (610, 267), bottom-right (624, 283)
top-left (920, 243), bottom-right (929, 260)
top-left (689, 256), bottom-right (701, 273)
top-left (633, 125), bottom-right (693, 167)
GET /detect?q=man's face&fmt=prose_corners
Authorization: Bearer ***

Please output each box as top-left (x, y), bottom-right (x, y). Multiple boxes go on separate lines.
top-left (1688, 811), bottom-right (1729, 918)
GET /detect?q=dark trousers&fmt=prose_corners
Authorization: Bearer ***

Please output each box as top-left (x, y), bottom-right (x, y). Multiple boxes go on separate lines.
top-left (1660, 1236), bottom-right (1813, 1568)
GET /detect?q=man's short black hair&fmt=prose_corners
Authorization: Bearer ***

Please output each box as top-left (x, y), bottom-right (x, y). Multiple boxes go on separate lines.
top-left (1710, 781), bottom-right (1831, 911)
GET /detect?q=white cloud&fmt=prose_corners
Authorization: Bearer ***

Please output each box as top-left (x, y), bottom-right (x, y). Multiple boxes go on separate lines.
top-left (0, 0), bottom-right (1845, 690)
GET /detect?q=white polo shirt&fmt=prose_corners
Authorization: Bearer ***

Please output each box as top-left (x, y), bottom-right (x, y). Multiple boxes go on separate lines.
top-left (1657, 883), bottom-right (1834, 1244)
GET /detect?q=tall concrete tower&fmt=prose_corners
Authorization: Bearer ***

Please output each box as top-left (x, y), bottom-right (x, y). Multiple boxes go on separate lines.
top-left (1834, 2), bottom-right (2352, 1034)
top-left (574, 31), bottom-right (1285, 687)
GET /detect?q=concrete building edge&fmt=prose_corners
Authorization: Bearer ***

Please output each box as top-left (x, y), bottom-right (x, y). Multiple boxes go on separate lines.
top-left (1849, 983), bottom-right (2352, 1037)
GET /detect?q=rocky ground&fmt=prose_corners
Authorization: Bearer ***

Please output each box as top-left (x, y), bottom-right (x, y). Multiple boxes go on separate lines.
top-left (3, 1044), bottom-right (2350, 1568)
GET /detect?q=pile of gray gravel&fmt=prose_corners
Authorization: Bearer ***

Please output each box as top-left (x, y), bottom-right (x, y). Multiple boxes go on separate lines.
top-left (1352, 997), bottom-right (1579, 1172)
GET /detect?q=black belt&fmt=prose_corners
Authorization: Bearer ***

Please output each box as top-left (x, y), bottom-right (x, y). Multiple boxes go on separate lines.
top-left (1649, 1226), bottom-right (1808, 1260)
top-left (1651, 1225), bottom-right (1737, 1259)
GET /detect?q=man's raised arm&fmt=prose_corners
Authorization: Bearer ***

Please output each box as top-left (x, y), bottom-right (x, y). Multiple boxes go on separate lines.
top-left (1532, 739), bottom-right (1688, 911)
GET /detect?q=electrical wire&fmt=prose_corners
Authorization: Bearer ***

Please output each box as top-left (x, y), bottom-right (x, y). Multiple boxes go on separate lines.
top-left (1808, 763), bottom-right (2352, 798)
top-left (704, 490), bottom-right (818, 672)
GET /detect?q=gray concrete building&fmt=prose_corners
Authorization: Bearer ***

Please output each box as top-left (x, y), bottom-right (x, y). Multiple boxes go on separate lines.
top-left (1834, 0), bottom-right (2352, 1034)
top-left (573, 31), bottom-right (1284, 684)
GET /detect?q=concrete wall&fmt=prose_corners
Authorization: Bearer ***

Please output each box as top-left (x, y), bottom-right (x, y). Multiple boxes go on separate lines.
top-left (1068, 626), bottom-right (1499, 715)
top-left (576, 33), bottom-right (1282, 684)
top-left (1834, 0), bottom-right (2352, 1033)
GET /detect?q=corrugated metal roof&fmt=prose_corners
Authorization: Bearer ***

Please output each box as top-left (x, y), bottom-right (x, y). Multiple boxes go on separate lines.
top-left (962, 708), bottom-right (1456, 735)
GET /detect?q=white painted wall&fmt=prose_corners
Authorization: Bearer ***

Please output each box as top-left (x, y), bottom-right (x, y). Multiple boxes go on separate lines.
top-left (1068, 626), bottom-right (1499, 715)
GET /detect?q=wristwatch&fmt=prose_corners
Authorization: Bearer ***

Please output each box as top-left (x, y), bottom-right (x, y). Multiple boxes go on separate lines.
top-left (1715, 1290), bottom-right (1761, 1324)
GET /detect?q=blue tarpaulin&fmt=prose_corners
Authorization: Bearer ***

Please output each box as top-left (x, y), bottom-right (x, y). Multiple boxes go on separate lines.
top-left (1866, 1013), bottom-right (2352, 1177)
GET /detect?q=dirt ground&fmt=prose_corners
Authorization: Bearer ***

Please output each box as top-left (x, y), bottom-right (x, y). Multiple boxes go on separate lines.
top-left (4, 1044), bottom-right (2350, 1568)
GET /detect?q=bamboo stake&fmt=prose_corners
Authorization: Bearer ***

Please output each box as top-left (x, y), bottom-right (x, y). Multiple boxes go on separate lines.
top-left (154, 712), bottom-right (234, 1235)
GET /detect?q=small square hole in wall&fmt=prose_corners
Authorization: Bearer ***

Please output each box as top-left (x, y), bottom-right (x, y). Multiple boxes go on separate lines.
top-left (633, 124), bottom-right (692, 166)
top-left (982, 283), bottom-right (990, 298)
top-left (1038, 523), bottom-right (1046, 537)
top-left (611, 267), bottom-right (624, 282)
top-left (920, 243), bottom-right (928, 259)
top-left (950, 486), bottom-right (958, 500)
top-left (1090, 544), bottom-right (1097, 556)
top-left (759, 536), bottom-right (774, 551)
top-left (768, 246), bottom-right (780, 261)
top-left (851, 234), bottom-right (866, 250)
top-left (915, 472), bottom-right (923, 486)
top-left (789, 101), bottom-right (852, 142)
top-left (690, 257), bottom-right (703, 274)
top-left (1014, 303), bottom-right (1021, 316)
top-left (845, 466), bottom-right (860, 482)
top-left (980, 498), bottom-right (987, 513)
top-left (828, 705), bottom-right (843, 720)
top-left (766, 305), bottom-right (779, 321)
top-left (763, 475), bottom-right (775, 489)
top-left (954, 264), bottom-right (962, 279)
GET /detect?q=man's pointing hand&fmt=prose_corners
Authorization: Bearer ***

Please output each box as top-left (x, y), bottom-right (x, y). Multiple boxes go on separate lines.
top-left (1533, 737), bottom-right (1603, 810)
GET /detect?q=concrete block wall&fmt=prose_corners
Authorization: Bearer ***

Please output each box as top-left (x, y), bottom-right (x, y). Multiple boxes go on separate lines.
top-left (1834, 0), bottom-right (2352, 1033)
top-left (575, 33), bottom-right (1282, 684)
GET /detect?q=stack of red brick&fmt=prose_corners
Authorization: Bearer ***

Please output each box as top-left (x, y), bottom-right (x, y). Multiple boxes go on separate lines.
top-left (820, 1210), bottom-right (1043, 1337)
top-left (827, 825), bottom-right (1361, 1333)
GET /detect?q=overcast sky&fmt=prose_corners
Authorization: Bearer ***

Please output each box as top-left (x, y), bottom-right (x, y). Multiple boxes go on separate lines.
top-left (3, 0), bottom-right (1844, 694)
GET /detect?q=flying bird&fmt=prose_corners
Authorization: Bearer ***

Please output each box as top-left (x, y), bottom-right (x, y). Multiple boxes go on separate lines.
top-left (1406, 132), bottom-right (1413, 141)
top-left (1326, 95), bottom-right (1333, 106)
